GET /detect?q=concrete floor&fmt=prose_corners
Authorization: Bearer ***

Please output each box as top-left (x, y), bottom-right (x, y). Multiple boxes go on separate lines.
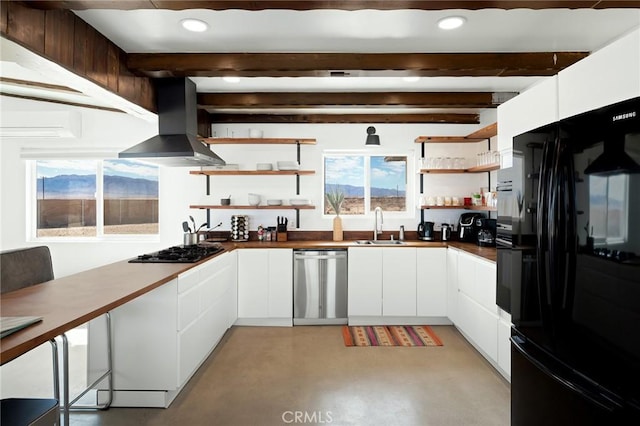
top-left (69, 325), bottom-right (510, 426)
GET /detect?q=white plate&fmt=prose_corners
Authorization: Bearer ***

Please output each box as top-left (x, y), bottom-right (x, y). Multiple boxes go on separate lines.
top-left (256, 163), bottom-right (273, 171)
top-left (290, 199), bottom-right (310, 206)
top-left (267, 199), bottom-right (283, 206)
top-left (277, 161), bottom-right (299, 171)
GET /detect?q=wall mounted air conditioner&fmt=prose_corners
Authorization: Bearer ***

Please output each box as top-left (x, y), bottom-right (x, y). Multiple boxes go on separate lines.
top-left (0, 111), bottom-right (82, 138)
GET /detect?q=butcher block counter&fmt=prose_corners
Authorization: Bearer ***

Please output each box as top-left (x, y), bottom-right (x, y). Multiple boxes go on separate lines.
top-left (1, 239), bottom-right (494, 364)
top-left (0, 260), bottom-right (198, 365)
top-left (222, 239), bottom-right (495, 262)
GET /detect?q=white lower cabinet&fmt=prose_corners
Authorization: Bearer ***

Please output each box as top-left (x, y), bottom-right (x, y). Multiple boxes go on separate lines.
top-left (236, 248), bottom-right (292, 326)
top-left (348, 247), bottom-right (383, 317)
top-left (348, 247), bottom-right (448, 324)
top-left (446, 247), bottom-right (459, 324)
top-left (449, 248), bottom-right (511, 381)
top-left (416, 247), bottom-right (447, 317)
top-left (383, 248), bottom-right (417, 317)
top-left (88, 252), bottom-right (236, 408)
top-left (497, 310), bottom-right (512, 380)
top-left (456, 291), bottom-right (499, 362)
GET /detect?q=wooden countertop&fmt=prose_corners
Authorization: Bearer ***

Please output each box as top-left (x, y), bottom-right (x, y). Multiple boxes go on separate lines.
top-left (222, 239), bottom-right (495, 262)
top-left (1, 240), bottom-right (494, 364)
top-left (446, 241), bottom-right (497, 262)
top-left (0, 259), bottom-right (202, 365)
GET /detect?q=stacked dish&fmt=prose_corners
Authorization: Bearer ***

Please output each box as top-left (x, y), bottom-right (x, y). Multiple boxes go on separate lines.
top-left (267, 199), bottom-right (283, 206)
top-left (277, 161), bottom-right (300, 171)
top-left (256, 163), bottom-right (273, 171)
top-left (290, 198), bottom-right (310, 206)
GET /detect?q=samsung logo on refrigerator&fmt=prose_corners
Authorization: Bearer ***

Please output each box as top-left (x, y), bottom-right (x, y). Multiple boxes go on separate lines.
top-left (612, 111), bottom-right (637, 121)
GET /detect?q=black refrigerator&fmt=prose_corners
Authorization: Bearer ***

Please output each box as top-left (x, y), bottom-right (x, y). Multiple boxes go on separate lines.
top-left (508, 96), bottom-right (640, 425)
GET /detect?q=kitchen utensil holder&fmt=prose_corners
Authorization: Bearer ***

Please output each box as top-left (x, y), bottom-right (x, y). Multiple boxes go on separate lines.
top-left (184, 233), bottom-right (198, 246)
top-left (277, 232), bottom-right (287, 242)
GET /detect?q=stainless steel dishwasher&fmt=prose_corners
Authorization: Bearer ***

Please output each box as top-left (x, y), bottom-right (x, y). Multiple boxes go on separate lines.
top-left (293, 249), bottom-right (348, 325)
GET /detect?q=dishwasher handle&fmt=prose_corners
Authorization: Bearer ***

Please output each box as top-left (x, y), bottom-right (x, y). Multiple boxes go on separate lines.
top-left (294, 254), bottom-right (347, 260)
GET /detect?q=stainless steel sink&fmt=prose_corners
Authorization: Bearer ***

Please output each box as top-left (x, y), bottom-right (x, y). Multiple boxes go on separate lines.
top-left (354, 240), bottom-right (406, 245)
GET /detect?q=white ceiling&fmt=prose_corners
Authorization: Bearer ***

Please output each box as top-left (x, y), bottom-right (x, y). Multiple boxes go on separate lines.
top-left (71, 8), bottom-right (640, 116)
top-left (2, 7), bottom-right (640, 118)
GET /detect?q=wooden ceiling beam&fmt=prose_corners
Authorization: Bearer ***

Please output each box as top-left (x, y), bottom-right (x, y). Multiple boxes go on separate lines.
top-left (207, 113), bottom-right (479, 124)
top-left (128, 52), bottom-right (588, 78)
top-left (198, 92), bottom-right (515, 108)
top-left (22, 1), bottom-right (640, 11)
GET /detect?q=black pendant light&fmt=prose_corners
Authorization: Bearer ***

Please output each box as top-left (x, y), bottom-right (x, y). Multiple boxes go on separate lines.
top-left (365, 126), bottom-right (380, 146)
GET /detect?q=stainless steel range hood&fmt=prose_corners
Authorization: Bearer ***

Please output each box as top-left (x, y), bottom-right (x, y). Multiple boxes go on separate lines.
top-left (119, 78), bottom-right (225, 167)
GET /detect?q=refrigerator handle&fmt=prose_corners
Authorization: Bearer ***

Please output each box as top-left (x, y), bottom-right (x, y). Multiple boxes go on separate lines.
top-left (536, 134), bottom-right (554, 320)
top-left (563, 140), bottom-right (578, 311)
top-left (511, 336), bottom-right (623, 412)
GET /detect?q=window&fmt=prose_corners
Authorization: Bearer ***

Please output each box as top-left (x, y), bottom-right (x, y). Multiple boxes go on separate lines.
top-left (324, 153), bottom-right (409, 216)
top-left (34, 159), bottom-right (159, 238)
top-left (588, 174), bottom-right (628, 244)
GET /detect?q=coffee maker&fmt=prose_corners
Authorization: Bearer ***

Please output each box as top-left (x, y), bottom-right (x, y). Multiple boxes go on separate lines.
top-left (458, 213), bottom-right (485, 243)
top-left (417, 221), bottom-right (435, 241)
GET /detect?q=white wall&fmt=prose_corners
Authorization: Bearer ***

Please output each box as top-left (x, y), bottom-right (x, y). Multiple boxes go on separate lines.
top-left (209, 119), bottom-right (497, 235)
top-left (0, 97), bottom-right (199, 278)
top-left (1, 94), bottom-right (497, 276)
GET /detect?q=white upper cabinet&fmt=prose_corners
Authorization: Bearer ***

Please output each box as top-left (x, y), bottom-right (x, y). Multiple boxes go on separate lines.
top-left (497, 76), bottom-right (559, 168)
top-left (559, 28), bottom-right (640, 120)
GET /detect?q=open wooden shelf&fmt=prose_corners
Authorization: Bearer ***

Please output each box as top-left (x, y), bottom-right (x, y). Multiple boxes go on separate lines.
top-left (190, 170), bottom-right (315, 176)
top-left (199, 138), bottom-right (316, 145)
top-left (414, 122), bottom-right (497, 144)
top-left (464, 163), bottom-right (500, 173)
top-left (414, 136), bottom-right (486, 144)
top-left (420, 205), bottom-right (497, 211)
top-left (190, 205), bottom-right (315, 210)
top-left (419, 163), bottom-right (500, 174)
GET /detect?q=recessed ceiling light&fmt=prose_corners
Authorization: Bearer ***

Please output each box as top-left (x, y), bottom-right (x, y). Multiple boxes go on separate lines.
top-left (181, 19), bottom-right (209, 33)
top-left (437, 16), bottom-right (466, 30)
top-left (222, 76), bottom-right (241, 83)
top-left (403, 76), bottom-right (421, 82)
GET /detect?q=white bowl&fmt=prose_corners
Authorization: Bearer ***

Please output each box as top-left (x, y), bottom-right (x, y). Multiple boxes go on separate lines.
top-left (256, 163), bottom-right (273, 171)
top-left (290, 198), bottom-right (310, 206)
top-left (267, 199), bottom-right (283, 206)
top-left (248, 193), bottom-right (261, 206)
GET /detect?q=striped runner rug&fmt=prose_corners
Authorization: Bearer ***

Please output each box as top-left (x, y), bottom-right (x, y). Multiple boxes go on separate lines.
top-left (342, 325), bottom-right (443, 347)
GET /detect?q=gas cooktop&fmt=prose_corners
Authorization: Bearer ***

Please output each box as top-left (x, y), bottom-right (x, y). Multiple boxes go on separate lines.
top-left (129, 245), bottom-right (224, 263)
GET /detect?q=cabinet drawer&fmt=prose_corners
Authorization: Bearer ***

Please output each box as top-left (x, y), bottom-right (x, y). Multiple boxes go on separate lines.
top-left (178, 266), bottom-right (200, 294)
top-left (457, 292), bottom-right (498, 362)
top-left (178, 287), bottom-right (200, 330)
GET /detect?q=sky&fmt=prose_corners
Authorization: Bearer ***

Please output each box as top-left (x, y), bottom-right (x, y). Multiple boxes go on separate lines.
top-left (325, 155), bottom-right (406, 190)
top-left (36, 159), bottom-right (159, 181)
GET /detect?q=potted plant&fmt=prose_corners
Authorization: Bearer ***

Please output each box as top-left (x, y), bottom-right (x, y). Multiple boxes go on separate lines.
top-left (326, 187), bottom-right (345, 241)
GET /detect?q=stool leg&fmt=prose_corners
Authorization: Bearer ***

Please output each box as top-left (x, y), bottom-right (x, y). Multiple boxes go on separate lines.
top-left (49, 338), bottom-right (61, 423)
top-left (62, 333), bottom-right (70, 426)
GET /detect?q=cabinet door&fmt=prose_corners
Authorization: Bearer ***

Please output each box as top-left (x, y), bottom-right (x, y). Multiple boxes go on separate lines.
top-left (267, 249), bottom-right (293, 318)
top-left (93, 280), bottom-right (178, 390)
top-left (237, 249), bottom-right (269, 318)
top-left (498, 314), bottom-right (512, 380)
top-left (457, 251), bottom-right (498, 315)
top-left (225, 250), bottom-right (238, 327)
top-left (457, 291), bottom-right (499, 362)
top-left (497, 76), bottom-right (558, 168)
top-left (416, 248), bottom-right (447, 317)
top-left (446, 248), bottom-right (459, 324)
top-left (382, 248), bottom-right (417, 317)
top-left (559, 29), bottom-right (640, 119)
top-left (348, 247), bottom-right (383, 316)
